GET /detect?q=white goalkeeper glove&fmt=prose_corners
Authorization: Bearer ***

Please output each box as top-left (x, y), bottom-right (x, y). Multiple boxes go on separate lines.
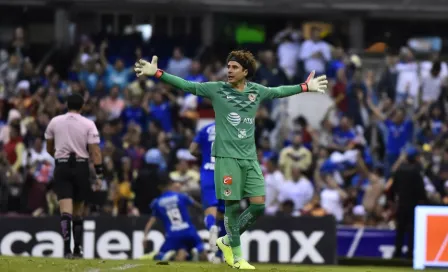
top-left (301, 70), bottom-right (328, 94)
top-left (134, 56), bottom-right (159, 77)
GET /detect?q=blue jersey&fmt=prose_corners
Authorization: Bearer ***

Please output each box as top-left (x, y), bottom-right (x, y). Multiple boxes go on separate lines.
top-left (384, 119), bottom-right (413, 155)
top-left (332, 127), bottom-right (356, 146)
top-left (150, 191), bottom-right (196, 236)
top-left (193, 123), bottom-right (216, 172)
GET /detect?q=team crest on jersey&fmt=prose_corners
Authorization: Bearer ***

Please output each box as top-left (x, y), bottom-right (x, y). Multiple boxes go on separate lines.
top-left (248, 94), bottom-right (257, 102)
top-left (224, 189), bottom-right (232, 196)
top-left (237, 129), bottom-right (247, 139)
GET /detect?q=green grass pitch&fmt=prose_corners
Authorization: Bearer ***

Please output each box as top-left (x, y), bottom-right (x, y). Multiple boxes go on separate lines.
top-left (0, 256), bottom-right (429, 272)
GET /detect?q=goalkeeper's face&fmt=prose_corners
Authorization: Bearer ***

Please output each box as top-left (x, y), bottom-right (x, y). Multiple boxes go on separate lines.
top-left (227, 61), bottom-right (248, 84)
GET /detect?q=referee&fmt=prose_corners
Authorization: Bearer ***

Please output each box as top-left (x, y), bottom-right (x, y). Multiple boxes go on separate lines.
top-left (391, 146), bottom-right (428, 259)
top-left (45, 93), bottom-right (103, 259)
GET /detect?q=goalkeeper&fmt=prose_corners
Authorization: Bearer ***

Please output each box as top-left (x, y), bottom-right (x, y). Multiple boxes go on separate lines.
top-left (134, 50), bottom-right (327, 269)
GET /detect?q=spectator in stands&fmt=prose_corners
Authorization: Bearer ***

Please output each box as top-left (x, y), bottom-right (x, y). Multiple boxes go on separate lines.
top-left (100, 85), bottom-right (126, 120)
top-left (329, 115), bottom-right (356, 152)
top-left (377, 52), bottom-right (398, 102)
top-left (301, 194), bottom-right (327, 217)
top-left (420, 61), bottom-right (444, 105)
top-left (128, 74), bottom-right (155, 99)
top-left (255, 106), bottom-right (276, 147)
top-left (327, 46), bottom-right (345, 82)
top-left (9, 27), bottom-right (29, 59)
top-left (299, 26), bottom-right (331, 79)
top-left (17, 60), bottom-right (40, 94)
top-left (4, 125), bottom-right (24, 173)
top-left (100, 41), bottom-right (136, 90)
top-left (0, 54), bottom-right (20, 98)
top-left (276, 199), bottom-right (300, 217)
top-left (320, 173), bottom-right (347, 223)
top-left (279, 133), bottom-right (312, 180)
top-left (332, 68), bottom-right (348, 114)
top-left (264, 156), bottom-right (285, 215)
top-left (277, 166), bottom-right (314, 212)
top-left (395, 47), bottom-right (419, 106)
top-left (169, 159), bottom-right (200, 198)
top-left (120, 95), bottom-right (147, 131)
top-left (255, 50), bottom-right (289, 87)
top-left (276, 33), bottom-right (301, 80)
top-left (166, 47), bottom-right (192, 79)
top-left (23, 137), bottom-right (53, 167)
top-left (148, 88), bottom-right (176, 133)
top-left (346, 70), bottom-right (368, 127)
top-left (420, 51), bottom-right (448, 79)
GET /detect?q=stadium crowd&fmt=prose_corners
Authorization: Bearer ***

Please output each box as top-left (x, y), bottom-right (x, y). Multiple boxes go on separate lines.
top-left (0, 25), bottom-right (447, 228)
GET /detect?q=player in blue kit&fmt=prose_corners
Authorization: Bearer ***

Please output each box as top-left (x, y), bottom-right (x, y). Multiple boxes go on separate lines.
top-left (189, 122), bottom-right (226, 261)
top-left (142, 175), bottom-right (206, 261)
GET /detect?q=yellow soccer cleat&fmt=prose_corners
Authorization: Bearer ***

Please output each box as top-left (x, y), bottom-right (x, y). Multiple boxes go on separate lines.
top-left (140, 251), bottom-right (157, 260)
top-left (233, 259), bottom-right (255, 270)
top-left (216, 236), bottom-right (233, 266)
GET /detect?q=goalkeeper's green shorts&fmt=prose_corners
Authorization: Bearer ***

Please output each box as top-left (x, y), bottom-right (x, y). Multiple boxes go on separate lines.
top-left (214, 157), bottom-right (265, 201)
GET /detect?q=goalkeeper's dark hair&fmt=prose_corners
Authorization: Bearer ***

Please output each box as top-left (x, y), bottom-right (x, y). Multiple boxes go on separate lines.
top-left (226, 50), bottom-right (257, 79)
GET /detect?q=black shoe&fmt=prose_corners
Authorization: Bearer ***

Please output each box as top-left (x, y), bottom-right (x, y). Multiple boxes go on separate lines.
top-left (64, 253), bottom-right (74, 259)
top-left (73, 246), bottom-right (83, 259)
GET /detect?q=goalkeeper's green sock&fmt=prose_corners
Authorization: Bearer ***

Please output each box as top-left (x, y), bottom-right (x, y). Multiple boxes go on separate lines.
top-left (238, 203), bottom-right (265, 234)
top-left (224, 201), bottom-right (242, 261)
top-left (223, 203), bottom-right (265, 243)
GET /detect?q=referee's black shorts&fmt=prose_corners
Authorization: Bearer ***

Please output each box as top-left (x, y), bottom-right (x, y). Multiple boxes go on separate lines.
top-left (53, 158), bottom-right (92, 202)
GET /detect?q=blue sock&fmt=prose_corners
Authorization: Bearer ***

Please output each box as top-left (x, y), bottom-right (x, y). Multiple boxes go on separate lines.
top-left (204, 214), bottom-right (216, 231)
top-left (154, 252), bottom-right (163, 260)
top-left (217, 219), bottom-right (226, 237)
top-left (216, 219), bottom-right (226, 257)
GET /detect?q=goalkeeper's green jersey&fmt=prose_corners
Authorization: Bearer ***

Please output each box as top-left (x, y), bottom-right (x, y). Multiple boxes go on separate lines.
top-left (160, 73), bottom-right (305, 160)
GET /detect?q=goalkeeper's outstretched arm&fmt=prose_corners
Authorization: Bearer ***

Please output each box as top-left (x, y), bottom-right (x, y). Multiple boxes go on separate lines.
top-left (261, 70), bottom-right (328, 100)
top-left (134, 57), bottom-right (207, 96)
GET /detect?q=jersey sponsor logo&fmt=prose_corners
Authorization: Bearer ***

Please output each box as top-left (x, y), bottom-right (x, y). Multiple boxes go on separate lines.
top-left (203, 162), bottom-right (215, 170)
top-left (248, 94), bottom-right (257, 102)
top-left (243, 117), bottom-right (254, 124)
top-left (224, 189), bottom-right (232, 196)
top-left (223, 175), bottom-right (233, 185)
top-left (243, 230), bottom-right (325, 263)
top-left (0, 217), bottom-right (334, 264)
top-left (226, 112), bottom-right (241, 126)
top-left (227, 95), bottom-right (236, 100)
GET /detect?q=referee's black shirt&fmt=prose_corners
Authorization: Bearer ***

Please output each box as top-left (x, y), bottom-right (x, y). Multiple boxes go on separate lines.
top-left (391, 162), bottom-right (428, 209)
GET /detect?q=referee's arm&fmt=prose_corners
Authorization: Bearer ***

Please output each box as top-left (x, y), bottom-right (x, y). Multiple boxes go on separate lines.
top-left (45, 119), bottom-right (55, 157)
top-left (87, 122), bottom-right (103, 180)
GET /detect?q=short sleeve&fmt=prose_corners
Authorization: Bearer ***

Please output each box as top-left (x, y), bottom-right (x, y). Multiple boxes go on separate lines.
top-left (44, 119), bottom-right (55, 140)
top-left (87, 121), bottom-right (100, 144)
top-left (181, 193), bottom-right (194, 206)
top-left (150, 199), bottom-right (158, 217)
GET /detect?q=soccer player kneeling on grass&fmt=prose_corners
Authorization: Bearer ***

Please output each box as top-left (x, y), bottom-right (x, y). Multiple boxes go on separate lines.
top-left (135, 50), bottom-right (328, 269)
top-left (142, 174), bottom-right (207, 262)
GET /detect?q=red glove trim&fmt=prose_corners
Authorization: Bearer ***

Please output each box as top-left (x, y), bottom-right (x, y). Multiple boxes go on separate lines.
top-left (154, 69), bottom-right (164, 79)
top-left (300, 83), bottom-right (308, 92)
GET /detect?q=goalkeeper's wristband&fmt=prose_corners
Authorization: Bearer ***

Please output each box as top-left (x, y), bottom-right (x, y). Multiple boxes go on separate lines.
top-left (94, 164), bottom-right (104, 179)
top-left (154, 69), bottom-right (164, 79)
top-left (300, 83), bottom-right (309, 92)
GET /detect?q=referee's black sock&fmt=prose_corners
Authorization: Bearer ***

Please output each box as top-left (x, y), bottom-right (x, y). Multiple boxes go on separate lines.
top-left (73, 218), bottom-right (83, 253)
top-left (60, 212), bottom-right (72, 254)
